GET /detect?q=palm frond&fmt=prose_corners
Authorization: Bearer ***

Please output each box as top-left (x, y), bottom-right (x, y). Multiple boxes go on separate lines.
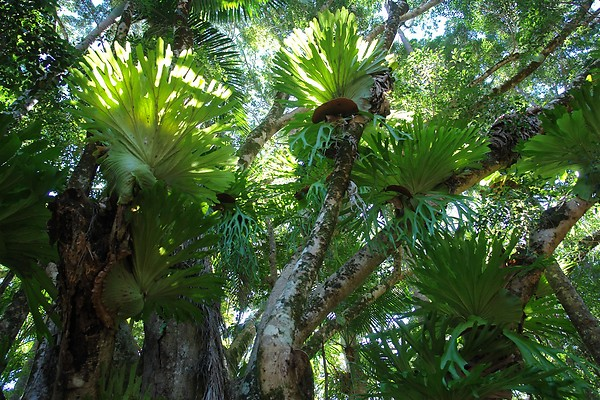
top-left (70, 38), bottom-right (237, 203)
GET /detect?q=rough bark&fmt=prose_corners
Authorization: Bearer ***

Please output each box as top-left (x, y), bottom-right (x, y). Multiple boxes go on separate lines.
top-left (545, 261), bottom-right (600, 365)
top-left (507, 197), bottom-right (595, 306)
top-left (46, 189), bottom-right (130, 400)
top-left (141, 304), bottom-right (231, 400)
top-left (173, 0), bottom-right (193, 56)
top-left (113, 1), bottom-right (132, 44)
top-left (297, 232), bottom-right (393, 344)
top-left (240, 120), bottom-right (367, 399)
top-left (20, 321), bottom-right (60, 400)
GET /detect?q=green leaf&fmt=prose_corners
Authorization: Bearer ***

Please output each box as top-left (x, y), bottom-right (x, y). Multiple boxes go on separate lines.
top-left (100, 184), bottom-right (223, 322)
top-left (519, 82), bottom-right (600, 200)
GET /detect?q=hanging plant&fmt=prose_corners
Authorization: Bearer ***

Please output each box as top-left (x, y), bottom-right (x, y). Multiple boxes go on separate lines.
top-left (70, 38), bottom-right (237, 203)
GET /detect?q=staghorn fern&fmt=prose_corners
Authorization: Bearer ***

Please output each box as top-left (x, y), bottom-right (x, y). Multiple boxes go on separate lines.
top-left (518, 81), bottom-right (600, 200)
top-left (70, 38), bottom-right (237, 203)
top-left (100, 184), bottom-right (223, 322)
top-left (272, 7), bottom-right (387, 111)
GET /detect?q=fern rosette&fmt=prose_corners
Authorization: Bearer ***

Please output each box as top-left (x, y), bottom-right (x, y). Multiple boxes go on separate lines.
top-left (70, 38), bottom-right (237, 203)
top-left (519, 82), bottom-right (600, 200)
top-left (99, 184), bottom-right (223, 322)
top-left (272, 7), bottom-right (388, 161)
top-left (352, 119), bottom-right (489, 236)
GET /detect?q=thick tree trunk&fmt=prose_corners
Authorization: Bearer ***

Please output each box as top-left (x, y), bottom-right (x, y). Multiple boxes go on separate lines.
top-left (141, 304), bottom-right (230, 400)
top-left (45, 189), bottom-right (129, 400)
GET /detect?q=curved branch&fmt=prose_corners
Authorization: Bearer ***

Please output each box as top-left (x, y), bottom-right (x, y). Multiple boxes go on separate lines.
top-left (303, 264), bottom-right (405, 357)
top-left (236, 92), bottom-right (306, 170)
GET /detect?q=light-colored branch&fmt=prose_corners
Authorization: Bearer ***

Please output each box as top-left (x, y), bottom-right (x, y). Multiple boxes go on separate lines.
top-left (507, 197), bottom-right (596, 306)
top-left (236, 93), bottom-right (306, 170)
top-left (303, 264), bottom-right (405, 356)
top-left (398, 27), bottom-right (413, 53)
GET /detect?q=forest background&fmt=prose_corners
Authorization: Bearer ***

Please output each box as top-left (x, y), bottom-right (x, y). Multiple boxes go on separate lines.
top-left (0, 0), bottom-right (599, 399)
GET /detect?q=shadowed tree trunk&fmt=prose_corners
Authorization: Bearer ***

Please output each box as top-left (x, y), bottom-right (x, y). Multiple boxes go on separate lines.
top-left (141, 304), bottom-right (231, 400)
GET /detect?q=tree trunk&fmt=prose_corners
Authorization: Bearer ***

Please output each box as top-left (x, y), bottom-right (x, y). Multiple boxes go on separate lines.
top-left (0, 288), bottom-right (29, 377)
top-left (239, 121), bottom-right (366, 399)
top-left (45, 189), bottom-right (129, 400)
top-left (141, 304), bottom-right (230, 400)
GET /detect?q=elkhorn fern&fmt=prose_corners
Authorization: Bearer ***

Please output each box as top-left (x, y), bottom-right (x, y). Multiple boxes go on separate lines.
top-left (70, 38), bottom-right (236, 203)
top-left (353, 118), bottom-right (489, 197)
top-left (272, 7), bottom-right (387, 112)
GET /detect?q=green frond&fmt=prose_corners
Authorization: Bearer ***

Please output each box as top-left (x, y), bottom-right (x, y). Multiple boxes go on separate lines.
top-left (411, 229), bottom-right (522, 324)
top-left (362, 312), bottom-right (590, 399)
top-left (100, 184), bottom-right (223, 322)
top-left (518, 81), bottom-right (600, 200)
top-left (0, 114), bottom-right (63, 337)
top-left (70, 38), bottom-right (237, 203)
top-left (354, 118), bottom-right (489, 196)
top-left (272, 7), bottom-right (387, 110)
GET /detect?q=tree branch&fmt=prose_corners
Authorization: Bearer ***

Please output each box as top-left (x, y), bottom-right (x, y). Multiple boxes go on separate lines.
top-left (236, 92), bottom-right (306, 170)
top-left (545, 261), bottom-right (600, 365)
top-left (366, 0), bottom-right (444, 42)
top-left (576, 229), bottom-right (600, 261)
top-left (507, 197), bottom-right (596, 306)
top-left (303, 263), bottom-right (405, 356)
top-left (469, 52), bottom-right (522, 87)
top-left (10, 1), bottom-right (127, 119)
top-left (484, 1), bottom-right (595, 100)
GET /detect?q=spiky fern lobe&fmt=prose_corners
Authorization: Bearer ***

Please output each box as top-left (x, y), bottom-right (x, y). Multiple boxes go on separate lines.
top-left (518, 80), bottom-right (600, 200)
top-left (70, 38), bottom-right (237, 203)
top-left (101, 184), bottom-right (223, 322)
top-left (272, 7), bottom-right (388, 110)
